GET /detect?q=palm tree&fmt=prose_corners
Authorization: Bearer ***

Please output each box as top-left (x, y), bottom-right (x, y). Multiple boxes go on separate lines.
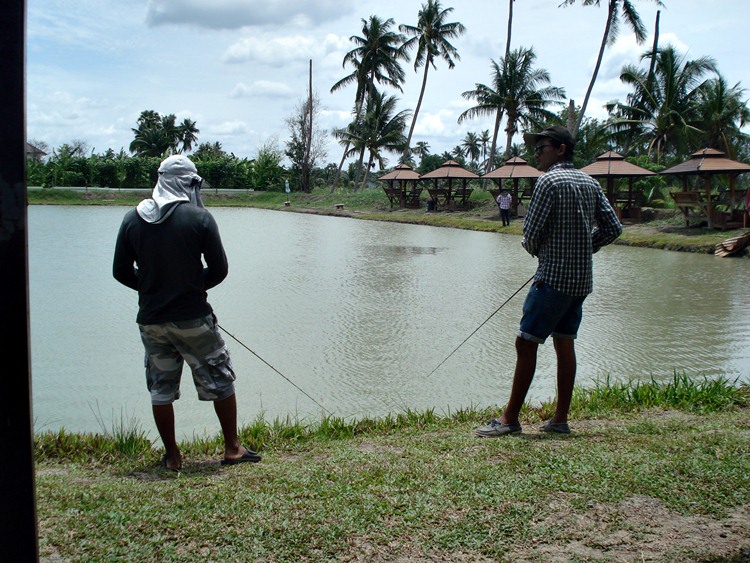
top-left (129, 126), bottom-right (171, 157)
top-left (360, 92), bottom-right (411, 187)
top-left (177, 118), bottom-right (200, 153)
top-left (606, 45), bottom-right (717, 161)
top-left (458, 48), bottom-right (565, 169)
top-left (458, 59), bottom-right (507, 172)
top-left (330, 16), bottom-right (408, 191)
top-left (692, 75), bottom-right (750, 158)
top-left (560, 0), bottom-right (664, 137)
top-left (400, 0), bottom-right (465, 158)
top-left (461, 131), bottom-right (481, 163)
top-left (414, 141), bottom-right (431, 158)
top-left (333, 91), bottom-right (410, 190)
top-left (160, 114), bottom-right (179, 152)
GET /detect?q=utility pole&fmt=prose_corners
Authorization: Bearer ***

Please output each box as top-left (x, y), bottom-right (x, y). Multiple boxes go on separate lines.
top-left (0, 1), bottom-right (39, 560)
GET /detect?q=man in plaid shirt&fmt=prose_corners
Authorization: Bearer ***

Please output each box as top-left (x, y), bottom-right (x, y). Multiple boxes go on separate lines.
top-left (476, 126), bottom-right (622, 437)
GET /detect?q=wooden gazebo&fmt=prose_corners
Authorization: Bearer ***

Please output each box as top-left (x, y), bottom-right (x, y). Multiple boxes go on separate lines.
top-left (660, 148), bottom-right (750, 229)
top-left (580, 151), bottom-right (655, 222)
top-left (420, 160), bottom-right (479, 210)
top-left (482, 156), bottom-right (542, 215)
top-left (378, 163), bottom-right (423, 208)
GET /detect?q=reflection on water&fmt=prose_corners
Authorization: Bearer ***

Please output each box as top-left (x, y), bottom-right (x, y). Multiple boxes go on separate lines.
top-left (28, 206), bottom-right (750, 438)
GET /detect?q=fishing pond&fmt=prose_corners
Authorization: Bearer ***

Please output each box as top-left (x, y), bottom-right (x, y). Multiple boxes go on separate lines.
top-left (29, 206), bottom-right (750, 439)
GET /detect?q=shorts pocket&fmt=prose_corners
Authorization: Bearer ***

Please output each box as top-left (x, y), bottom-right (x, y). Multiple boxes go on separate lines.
top-left (205, 346), bottom-right (236, 383)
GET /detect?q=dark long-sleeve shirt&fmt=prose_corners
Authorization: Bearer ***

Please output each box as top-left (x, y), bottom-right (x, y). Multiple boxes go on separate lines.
top-left (113, 202), bottom-right (228, 325)
top-left (522, 162), bottom-right (622, 296)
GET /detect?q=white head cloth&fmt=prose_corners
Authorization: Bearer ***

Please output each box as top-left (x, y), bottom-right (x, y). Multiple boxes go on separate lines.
top-left (136, 154), bottom-right (205, 224)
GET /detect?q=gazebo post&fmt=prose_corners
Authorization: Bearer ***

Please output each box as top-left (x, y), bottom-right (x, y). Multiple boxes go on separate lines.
top-left (704, 175), bottom-right (713, 229)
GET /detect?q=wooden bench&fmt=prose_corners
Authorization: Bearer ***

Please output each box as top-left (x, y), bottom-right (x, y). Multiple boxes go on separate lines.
top-left (335, 203), bottom-right (345, 210)
top-left (382, 187), bottom-right (402, 208)
top-left (403, 187), bottom-right (422, 208)
top-left (615, 191), bottom-right (643, 223)
top-left (670, 191), bottom-right (708, 226)
top-left (427, 188), bottom-right (450, 210)
top-left (452, 188), bottom-right (473, 208)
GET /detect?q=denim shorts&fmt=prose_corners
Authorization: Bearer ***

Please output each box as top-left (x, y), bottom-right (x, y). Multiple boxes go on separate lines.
top-left (517, 280), bottom-right (587, 344)
top-left (138, 313), bottom-right (236, 405)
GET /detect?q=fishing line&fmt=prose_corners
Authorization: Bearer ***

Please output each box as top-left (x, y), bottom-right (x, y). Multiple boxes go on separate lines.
top-left (425, 274), bottom-right (535, 378)
top-left (217, 323), bottom-right (332, 416)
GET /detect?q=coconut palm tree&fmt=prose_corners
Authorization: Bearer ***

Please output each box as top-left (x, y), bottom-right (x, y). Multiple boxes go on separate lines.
top-left (459, 47), bottom-right (565, 169)
top-left (461, 131), bottom-right (481, 164)
top-left (333, 91), bottom-right (410, 190)
top-left (177, 118), bottom-right (200, 153)
top-left (129, 126), bottom-right (171, 158)
top-left (414, 141), bottom-right (431, 158)
top-left (360, 92), bottom-right (411, 187)
top-left (560, 0), bottom-right (663, 137)
top-left (692, 75), bottom-right (750, 158)
top-left (606, 45), bottom-right (717, 161)
top-left (400, 0), bottom-right (465, 158)
top-left (329, 16), bottom-right (408, 191)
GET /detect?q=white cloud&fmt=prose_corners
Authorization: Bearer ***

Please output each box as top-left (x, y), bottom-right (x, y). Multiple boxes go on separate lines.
top-left (210, 121), bottom-right (250, 135)
top-left (223, 35), bottom-right (329, 65)
top-left (230, 81), bottom-right (294, 98)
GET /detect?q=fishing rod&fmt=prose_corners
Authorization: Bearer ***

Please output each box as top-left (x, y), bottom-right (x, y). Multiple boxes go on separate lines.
top-left (217, 323), bottom-right (332, 416)
top-left (425, 274), bottom-right (535, 378)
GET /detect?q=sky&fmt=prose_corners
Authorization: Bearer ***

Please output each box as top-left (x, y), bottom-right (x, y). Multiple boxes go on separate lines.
top-left (26, 0), bottom-right (750, 166)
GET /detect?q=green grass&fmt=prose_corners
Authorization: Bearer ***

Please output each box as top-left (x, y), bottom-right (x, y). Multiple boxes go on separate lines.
top-left (35, 377), bottom-right (750, 561)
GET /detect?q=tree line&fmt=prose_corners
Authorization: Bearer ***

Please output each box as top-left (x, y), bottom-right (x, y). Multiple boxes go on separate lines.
top-left (28, 0), bottom-right (750, 200)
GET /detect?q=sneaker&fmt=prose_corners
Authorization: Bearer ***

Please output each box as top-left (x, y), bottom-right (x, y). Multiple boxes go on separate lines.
top-left (540, 421), bottom-right (571, 434)
top-left (474, 419), bottom-right (522, 437)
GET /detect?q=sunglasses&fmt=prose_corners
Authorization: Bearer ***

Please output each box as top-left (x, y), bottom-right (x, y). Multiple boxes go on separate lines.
top-left (534, 144), bottom-right (555, 155)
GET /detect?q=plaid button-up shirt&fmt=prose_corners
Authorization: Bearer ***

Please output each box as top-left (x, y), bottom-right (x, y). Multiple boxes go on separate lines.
top-left (522, 161), bottom-right (622, 296)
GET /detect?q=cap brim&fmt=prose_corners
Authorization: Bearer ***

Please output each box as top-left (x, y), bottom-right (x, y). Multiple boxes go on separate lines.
top-left (523, 132), bottom-right (544, 146)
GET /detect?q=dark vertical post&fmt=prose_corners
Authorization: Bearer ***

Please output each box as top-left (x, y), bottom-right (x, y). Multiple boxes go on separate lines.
top-left (0, 2), bottom-right (39, 561)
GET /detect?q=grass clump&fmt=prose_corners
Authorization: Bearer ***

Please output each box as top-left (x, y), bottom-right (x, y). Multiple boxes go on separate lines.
top-left (569, 372), bottom-right (749, 416)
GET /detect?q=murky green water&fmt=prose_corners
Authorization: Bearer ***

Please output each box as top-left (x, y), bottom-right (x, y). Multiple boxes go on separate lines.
top-left (29, 206), bottom-right (750, 438)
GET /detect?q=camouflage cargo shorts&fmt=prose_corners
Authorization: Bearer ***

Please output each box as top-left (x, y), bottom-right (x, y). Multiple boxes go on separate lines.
top-left (138, 313), bottom-right (236, 405)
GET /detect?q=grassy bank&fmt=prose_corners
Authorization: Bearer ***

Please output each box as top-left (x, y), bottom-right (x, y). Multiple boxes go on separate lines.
top-left (28, 187), bottom-right (750, 255)
top-left (37, 375), bottom-right (750, 561)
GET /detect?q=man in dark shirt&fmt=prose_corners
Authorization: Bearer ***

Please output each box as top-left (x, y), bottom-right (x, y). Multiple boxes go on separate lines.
top-left (114, 155), bottom-right (260, 470)
top-left (475, 126), bottom-right (622, 437)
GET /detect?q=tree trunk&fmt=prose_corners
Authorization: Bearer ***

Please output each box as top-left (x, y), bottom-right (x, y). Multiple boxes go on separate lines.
top-left (504, 0), bottom-right (514, 59)
top-left (361, 152), bottom-right (375, 188)
top-left (301, 60), bottom-right (313, 193)
top-left (486, 109), bottom-right (503, 173)
top-left (301, 59), bottom-right (313, 193)
top-left (573, 0), bottom-right (615, 138)
top-left (567, 99), bottom-right (576, 132)
top-left (353, 145), bottom-right (367, 191)
top-left (403, 61), bottom-right (431, 160)
top-left (646, 10), bottom-right (660, 90)
top-left (504, 118), bottom-right (516, 160)
top-left (329, 143), bottom-right (351, 193)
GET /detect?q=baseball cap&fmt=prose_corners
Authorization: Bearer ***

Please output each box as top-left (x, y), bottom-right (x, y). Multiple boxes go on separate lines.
top-left (158, 154), bottom-right (198, 176)
top-left (523, 125), bottom-right (575, 149)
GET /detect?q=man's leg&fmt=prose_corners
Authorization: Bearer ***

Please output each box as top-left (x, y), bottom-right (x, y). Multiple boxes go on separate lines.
top-left (500, 336), bottom-right (539, 424)
top-left (213, 393), bottom-right (246, 460)
top-left (152, 403), bottom-right (181, 470)
top-left (551, 337), bottom-right (576, 423)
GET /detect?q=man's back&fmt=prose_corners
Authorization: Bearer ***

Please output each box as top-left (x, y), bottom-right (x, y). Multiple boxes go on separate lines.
top-left (113, 203), bottom-right (228, 324)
